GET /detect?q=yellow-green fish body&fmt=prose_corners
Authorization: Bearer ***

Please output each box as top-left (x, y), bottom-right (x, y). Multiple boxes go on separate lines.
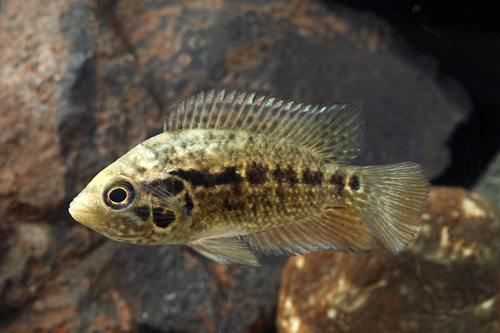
top-left (69, 90), bottom-right (429, 265)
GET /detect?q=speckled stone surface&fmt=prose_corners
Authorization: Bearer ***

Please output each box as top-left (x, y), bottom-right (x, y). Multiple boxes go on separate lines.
top-left (475, 153), bottom-right (500, 210)
top-left (277, 186), bottom-right (500, 333)
top-left (0, 0), bottom-right (471, 331)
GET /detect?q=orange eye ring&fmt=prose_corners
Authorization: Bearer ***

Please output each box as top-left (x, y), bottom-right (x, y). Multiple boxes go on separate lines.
top-left (104, 182), bottom-right (136, 210)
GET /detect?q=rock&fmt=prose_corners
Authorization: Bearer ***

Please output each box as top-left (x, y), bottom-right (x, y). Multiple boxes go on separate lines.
top-left (0, 0), bottom-right (471, 331)
top-left (475, 153), bottom-right (500, 210)
top-left (277, 186), bottom-right (500, 333)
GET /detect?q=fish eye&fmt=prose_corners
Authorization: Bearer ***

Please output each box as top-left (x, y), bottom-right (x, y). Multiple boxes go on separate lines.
top-left (104, 181), bottom-right (136, 210)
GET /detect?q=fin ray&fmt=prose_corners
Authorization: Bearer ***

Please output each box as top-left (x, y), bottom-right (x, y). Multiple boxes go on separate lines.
top-left (243, 206), bottom-right (378, 257)
top-left (188, 237), bottom-right (260, 266)
top-left (164, 89), bottom-right (364, 162)
top-left (351, 162), bottom-right (429, 254)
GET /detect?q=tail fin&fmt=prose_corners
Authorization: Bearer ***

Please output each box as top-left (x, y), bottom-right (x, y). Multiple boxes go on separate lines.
top-left (351, 162), bottom-right (429, 254)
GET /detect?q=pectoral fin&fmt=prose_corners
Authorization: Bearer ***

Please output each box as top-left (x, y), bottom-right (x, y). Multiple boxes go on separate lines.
top-left (188, 237), bottom-right (260, 266)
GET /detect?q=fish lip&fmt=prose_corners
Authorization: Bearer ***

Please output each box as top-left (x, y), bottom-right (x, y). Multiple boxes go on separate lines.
top-left (69, 200), bottom-right (105, 227)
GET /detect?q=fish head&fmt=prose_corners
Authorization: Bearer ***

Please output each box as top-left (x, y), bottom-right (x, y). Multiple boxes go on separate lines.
top-left (68, 140), bottom-right (197, 244)
top-left (68, 157), bottom-right (159, 244)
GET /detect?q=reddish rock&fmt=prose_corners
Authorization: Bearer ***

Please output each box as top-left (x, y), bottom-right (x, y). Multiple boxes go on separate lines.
top-left (277, 186), bottom-right (500, 333)
top-left (0, 0), bottom-right (69, 220)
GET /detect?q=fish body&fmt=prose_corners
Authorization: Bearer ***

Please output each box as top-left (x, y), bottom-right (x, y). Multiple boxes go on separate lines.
top-left (69, 90), bottom-right (429, 265)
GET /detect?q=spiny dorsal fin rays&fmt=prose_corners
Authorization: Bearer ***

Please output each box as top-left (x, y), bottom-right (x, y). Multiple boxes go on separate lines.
top-left (164, 89), bottom-right (364, 163)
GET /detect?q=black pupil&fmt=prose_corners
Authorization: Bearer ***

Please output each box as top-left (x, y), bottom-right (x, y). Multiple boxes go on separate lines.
top-left (109, 188), bottom-right (127, 203)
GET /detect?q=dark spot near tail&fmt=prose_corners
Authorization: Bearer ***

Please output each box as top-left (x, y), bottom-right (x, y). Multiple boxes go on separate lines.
top-left (329, 171), bottom-right (346, 195)
top-left (349, 175), bottom-right (360, 191)
top-left (223, 198), bottom-right (245, 211)
top-left (246, 162), bottom-right (269, 185)
top-left (170, 167), bottom-right (242, 188)
top-left (302, 168), bottom-right (323, 185)
top-left (148, 177), bottom-right (184, 195)
top-left (272, 164), bottom-right (298, 186)
top-left (184, 192), bottom-right (194, 216)
top-left (152, 208), bottom-right (176, 228)
top-left (228, 133), bottom-right (236, 140)
top-left (133, 205), bottom-right (150, 221)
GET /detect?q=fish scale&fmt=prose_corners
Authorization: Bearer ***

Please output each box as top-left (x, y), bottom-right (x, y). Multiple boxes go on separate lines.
top-left (139, 130), bottom-right (348, 230)
top-left (69, 89), bottom-right (429, 265)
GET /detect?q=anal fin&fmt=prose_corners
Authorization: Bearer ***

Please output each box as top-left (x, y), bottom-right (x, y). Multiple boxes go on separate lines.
top-left (188, 237), bottom-right (260, 266)
top-left (243, 207), bottom-right (377, 257)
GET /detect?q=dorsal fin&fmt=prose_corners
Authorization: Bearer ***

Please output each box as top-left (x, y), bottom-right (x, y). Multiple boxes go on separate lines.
top-left (164, 89), bottom-right (364, 163)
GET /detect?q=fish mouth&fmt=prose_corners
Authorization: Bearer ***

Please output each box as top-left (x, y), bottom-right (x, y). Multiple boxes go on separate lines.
top-left (69, 198), bottom-right (154, 243)
top-left (69, 200), bottom-right (103, 227)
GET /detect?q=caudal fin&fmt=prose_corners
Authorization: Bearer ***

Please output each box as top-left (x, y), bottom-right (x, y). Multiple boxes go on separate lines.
top-left (351, 162), bottom-right (429, 254)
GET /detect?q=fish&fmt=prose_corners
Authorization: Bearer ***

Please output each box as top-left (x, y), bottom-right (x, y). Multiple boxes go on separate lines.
top-left (69, 89), bottom-right (429, 266)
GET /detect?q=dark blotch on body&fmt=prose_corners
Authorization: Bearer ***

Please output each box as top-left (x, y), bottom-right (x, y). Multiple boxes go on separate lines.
top-left (349, 175), bottom-right (360, 191)
top-left (169, 169), bottom-right (210, 187)
top-left (329, 171), bottom-right (346, 195)
top-left (214, 166), bottom-right (242, 186)
top-left (223, 198), bottom-right (245, 211)
top-left (272, 165), bottom-right (298, 186)
top-left (302, 168), bottom-right (323, 185)
top-left (246, 162), bottom-right (269, 185)
top-left (275, 185), bottom-right (285, 201)
top-left (133, 205), bottom-right (150, 221)
top-left (152, 208), bottom-right (176, 228)
top-left (184, 192), bottom-right (194, 216)
top-left (170, 167), bottom-right (242, 188)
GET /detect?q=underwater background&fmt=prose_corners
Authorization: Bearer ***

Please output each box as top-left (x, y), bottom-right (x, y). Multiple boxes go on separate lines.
top-left (0, 0), bottom-right (499, 332)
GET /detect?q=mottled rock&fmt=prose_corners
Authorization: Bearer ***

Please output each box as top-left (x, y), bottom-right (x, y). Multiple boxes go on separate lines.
top-left (475, 153), bottom-right (500, 210)
top-left (0, 0), bottom-right (471, 331)
top-left (277, 186), bottom-right (500, 333)
top-left (112, 0), bottom-right (470, 176)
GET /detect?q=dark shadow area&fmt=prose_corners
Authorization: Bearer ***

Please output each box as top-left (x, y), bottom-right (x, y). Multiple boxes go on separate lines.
top-left (323, 0), bottom-right (500, 187)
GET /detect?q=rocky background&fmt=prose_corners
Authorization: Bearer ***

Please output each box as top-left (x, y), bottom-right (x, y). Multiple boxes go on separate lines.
top-left (0, 0), bottom-right (498, 332)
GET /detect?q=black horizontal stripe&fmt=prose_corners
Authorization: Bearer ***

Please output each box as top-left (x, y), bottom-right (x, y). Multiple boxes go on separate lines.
top-left (169, 166), bottom-right (242, 188)
top-left (246, 162), bottom-right (269, 185)
top-left (302, 168), bottom-right (323, 185)
top-left (170, 164), bottom-right (332, 188)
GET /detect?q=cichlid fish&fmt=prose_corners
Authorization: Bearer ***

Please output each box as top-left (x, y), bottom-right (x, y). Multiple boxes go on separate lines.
top-left (69, 89), bottom-right (429, 265)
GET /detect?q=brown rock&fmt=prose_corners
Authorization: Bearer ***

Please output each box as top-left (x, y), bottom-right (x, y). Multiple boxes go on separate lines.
top-left (0, 0), bottom-right (69, 220)
top-left (277, 186), bottom-right (500, 333)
